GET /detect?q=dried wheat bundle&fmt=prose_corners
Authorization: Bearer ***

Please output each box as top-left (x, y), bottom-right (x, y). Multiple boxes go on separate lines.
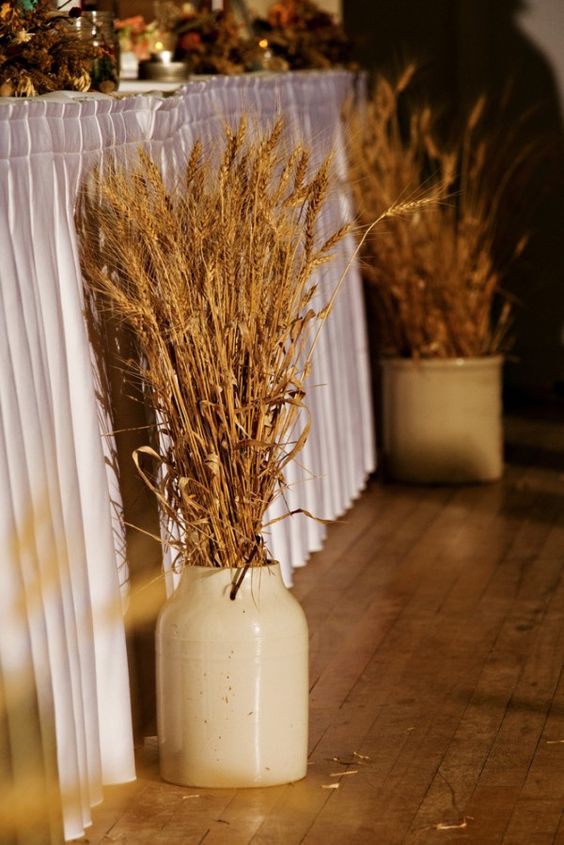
top-left (347, 68), bottom-right (526, 359)
top-left (77, 118), bottom-right (357, 573)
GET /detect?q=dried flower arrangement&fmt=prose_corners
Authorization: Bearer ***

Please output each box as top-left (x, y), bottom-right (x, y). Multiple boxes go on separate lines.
top-left (117, 1), bottom-right (354, 77)
top-left (116, 4), bottom-right (246, 75)
top-left (173, 6), bottom-right (244, 74)
top-left (0, 0), bottom-right (99, 97)
top-left (347, 68), bottom-right (527, 359)
top-left (77, 118), bottom-right (415, 585)
top-left (114, 15), bottom-right (160, 61)
top-left (252, 0), bottom-right (352, 71)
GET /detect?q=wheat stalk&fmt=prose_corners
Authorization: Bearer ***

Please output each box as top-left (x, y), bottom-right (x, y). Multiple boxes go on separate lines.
top-left (347, 69), bottom-right (525, 359)
top-left (76, 118), bottom-right (357, 575)
top-left (77, 114), bottom-right (432, 576)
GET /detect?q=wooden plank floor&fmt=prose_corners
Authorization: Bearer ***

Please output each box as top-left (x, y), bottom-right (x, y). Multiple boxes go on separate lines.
top-left (77, 410), bottom-right (564, 844)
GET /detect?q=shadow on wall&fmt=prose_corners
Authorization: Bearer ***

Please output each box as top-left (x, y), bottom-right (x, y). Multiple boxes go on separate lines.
top-left (345, 0), bottom-right (564, 402)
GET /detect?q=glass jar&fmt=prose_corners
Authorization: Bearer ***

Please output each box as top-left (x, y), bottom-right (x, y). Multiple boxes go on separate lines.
top-left (72, 11), bottom-right (120, 92)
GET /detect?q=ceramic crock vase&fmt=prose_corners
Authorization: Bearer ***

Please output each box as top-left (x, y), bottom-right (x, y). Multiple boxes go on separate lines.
top-left (156, 562), bottom-right (309, 787)
top-left (381, 355), bottom-right (503, 483)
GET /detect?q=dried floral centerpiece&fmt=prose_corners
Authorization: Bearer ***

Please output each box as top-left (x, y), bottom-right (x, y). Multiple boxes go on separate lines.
top-left (252, 0), bottom-right (353, 71)
top-left (125, 3), bottom-right (246, 77)
top-left (116, 1), bottom-right (354, 79)
top-left (173, 4), bottom-right (245, 74)
top-left (0, 0), bottom-right (101, 97)
top-left (114, 15), bottom-right (161, 61)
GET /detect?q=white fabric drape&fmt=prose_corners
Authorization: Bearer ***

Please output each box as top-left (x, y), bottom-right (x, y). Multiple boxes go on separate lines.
top-left (0, 71), bottom-right (374, 841)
